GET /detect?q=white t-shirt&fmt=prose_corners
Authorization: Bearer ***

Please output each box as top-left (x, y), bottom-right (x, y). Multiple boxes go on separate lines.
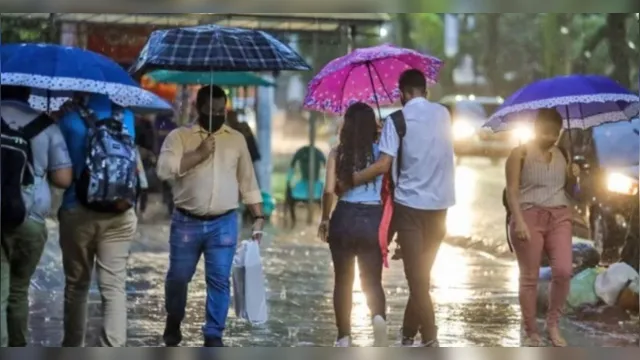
top-left (378, 97), bottom-right (456, 210)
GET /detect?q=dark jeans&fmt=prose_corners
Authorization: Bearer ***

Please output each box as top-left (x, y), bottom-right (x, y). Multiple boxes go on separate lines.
top-left (328, 201), bottom-right (385, 339)
top-left (392, 202), bottom-right (447, 342)
top-left (164, 210), bottom-right (237, 344)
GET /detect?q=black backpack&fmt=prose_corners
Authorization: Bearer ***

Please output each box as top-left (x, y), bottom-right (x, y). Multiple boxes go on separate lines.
top-left (502, 145), bottom-right (576, 251)
top-left (1, 114), bottom-right (53, 231)
top-left (388, 110), bottom-right (407, 190)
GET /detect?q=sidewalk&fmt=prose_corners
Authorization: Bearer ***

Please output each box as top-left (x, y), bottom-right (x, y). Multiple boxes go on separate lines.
top-left (26, 218), bottom-right (638, 347)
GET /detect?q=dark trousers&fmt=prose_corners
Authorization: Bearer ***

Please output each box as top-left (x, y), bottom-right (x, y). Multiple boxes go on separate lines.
top-left (328, 201), bottom-right (386, 339)
top-left (392, 202), bottom-right (447, 342)
top-left (0, 219), bottom-right (47, 347)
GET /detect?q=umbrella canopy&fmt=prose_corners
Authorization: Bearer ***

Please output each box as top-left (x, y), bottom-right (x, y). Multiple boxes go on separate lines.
top-left (0, 43), bottom-right (161, 108)
top-left (147, 70), bottom-right (276, 87)
top-left (484, 75), bottom-right (639, 131)
top-left (303, 44), bottom-right (443, 114)
top-left (130, 24), bottom-right (311, 74)
top-left (27, 88), bottom-right (174, 116)
top-left (593, 117), bottom-right (639, 169)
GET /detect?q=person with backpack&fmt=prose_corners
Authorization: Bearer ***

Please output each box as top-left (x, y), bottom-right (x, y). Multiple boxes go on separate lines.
top-left (339, 69), bottom-right (456, 347)
top-left (0, 85), bottom-right (73, 347)
top-left (56, 93), bottom-right (138, 347)
top-left (317, 102), bottom-right (388, 347)
top-left (504, 108), bottom-right (579, 347)
top-left (156, 85), bottom-right (264, 347)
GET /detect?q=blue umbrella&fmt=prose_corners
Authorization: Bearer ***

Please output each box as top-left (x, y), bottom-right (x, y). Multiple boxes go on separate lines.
top-left (484, 75), bottom-right (639, 131)
top-left (592, 117), bottom-right (639, 169)
top-left (0, 43), bottom-right (165, 109)
top-left (130, 24), bottom-right (311, 74)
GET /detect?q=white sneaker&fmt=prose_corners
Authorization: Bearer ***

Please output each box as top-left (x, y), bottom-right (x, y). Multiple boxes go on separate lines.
top-left (334, 336), bottom-right (352, 347)
top-left (372, 315), bottom-right (389, 347)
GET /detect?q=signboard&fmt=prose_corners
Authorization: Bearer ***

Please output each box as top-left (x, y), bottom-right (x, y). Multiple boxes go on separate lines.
top-left (86, 24), bottom-right (154, 65)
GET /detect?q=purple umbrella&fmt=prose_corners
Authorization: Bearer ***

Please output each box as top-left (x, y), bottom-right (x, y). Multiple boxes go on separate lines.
top-left (303, 44), bottom-right (443, 115)
top-left (484, 75), bottom-right (639, 131)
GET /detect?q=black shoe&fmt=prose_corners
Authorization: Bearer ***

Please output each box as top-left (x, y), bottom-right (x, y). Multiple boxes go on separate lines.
top-left (163, 318), bottom-right (183, 347)
top-left (401, 336), bottom-right (415, 346)
top-left (204, 337), bottom-right (224, 347)
top-left (421, 339), bottom-right (440, 347)
top-left (391, 246), bottom-right (403, 260)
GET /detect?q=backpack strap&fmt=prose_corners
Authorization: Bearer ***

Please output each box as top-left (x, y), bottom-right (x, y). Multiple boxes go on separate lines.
top-left (21, 113), bottom-right (54, 140)
top-left (518, 145), bottom-right (528, 171)
top-left (111, 102), bottom-right (124, 122)
top-left (389, 109), bottom-right (406, 182)
top-left (77, 103), bottom-right (99, 131)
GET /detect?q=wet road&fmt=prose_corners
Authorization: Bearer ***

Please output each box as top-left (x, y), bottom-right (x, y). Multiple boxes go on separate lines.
top-left (27, 158), bottom-right (637, 347)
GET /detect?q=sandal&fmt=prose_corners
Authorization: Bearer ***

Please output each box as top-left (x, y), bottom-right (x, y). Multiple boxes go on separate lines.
top-left (547, 328), bottom-right (567, 347)
top-left (522, 334), bottom-right (543, 347)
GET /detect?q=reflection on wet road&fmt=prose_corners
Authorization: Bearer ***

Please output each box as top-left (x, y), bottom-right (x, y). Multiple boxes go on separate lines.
top-left (26, 158), bottom-right (635, 347)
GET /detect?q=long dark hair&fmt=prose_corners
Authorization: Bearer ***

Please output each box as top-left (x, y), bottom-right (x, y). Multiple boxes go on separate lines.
top-left (336, 102), bottom-right (378, 189)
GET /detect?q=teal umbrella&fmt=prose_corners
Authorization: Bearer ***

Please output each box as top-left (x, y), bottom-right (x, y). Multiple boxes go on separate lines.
top-left (147, 70), bottom-right (276, 87)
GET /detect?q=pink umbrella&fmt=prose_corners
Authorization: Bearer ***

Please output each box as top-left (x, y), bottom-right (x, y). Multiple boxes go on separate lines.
top-left (303, 44), bottom-right (444, 115)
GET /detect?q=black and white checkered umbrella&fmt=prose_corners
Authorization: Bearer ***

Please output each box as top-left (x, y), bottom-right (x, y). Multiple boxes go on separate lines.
top-left (130, 24), bottom-right (311, 74)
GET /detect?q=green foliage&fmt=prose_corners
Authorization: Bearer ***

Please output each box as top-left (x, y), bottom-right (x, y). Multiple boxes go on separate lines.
top-left (410, 13), bottom-right (445, 58)
top-left (0, 17), bottom-right (52, 43)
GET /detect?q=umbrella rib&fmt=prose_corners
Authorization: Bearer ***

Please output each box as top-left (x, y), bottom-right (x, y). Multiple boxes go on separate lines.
top-left (338, 63), bottom-right (358, 114)
top-left (368, 61), bottom-right (394, 104)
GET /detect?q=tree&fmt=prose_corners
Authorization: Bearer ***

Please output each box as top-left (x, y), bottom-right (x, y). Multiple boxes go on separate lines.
top-left (0, 14), bottom-right (57, 43)
top-left (606, 13), bottom-right (632, 88)
top-left (571, 13), bottom-right (635, 88)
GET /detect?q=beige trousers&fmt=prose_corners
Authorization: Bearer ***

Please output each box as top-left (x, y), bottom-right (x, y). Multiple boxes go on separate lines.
top-left (58, 206), bottom-right (137, 347)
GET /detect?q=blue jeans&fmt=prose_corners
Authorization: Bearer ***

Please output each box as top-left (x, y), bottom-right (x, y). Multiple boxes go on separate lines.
top-left (165, 210), bottom-right (238, 340)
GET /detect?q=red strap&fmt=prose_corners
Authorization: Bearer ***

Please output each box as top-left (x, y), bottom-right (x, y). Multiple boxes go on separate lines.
top-left (378, 173), bottom-right (394, 268)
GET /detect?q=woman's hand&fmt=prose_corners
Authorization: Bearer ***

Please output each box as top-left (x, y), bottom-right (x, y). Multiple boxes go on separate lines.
top-left (317, 220), bottom-right (329, 243)
top-left (514, 219), bottom-right (531, 241)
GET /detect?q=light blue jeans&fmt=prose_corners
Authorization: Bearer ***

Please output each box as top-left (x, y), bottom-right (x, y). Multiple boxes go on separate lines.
top-left (165, 210), bottom-right (238, 339)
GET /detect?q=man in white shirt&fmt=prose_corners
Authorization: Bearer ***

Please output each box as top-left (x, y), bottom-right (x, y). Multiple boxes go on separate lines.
top-left (349, 69), bottom-right (456, 347)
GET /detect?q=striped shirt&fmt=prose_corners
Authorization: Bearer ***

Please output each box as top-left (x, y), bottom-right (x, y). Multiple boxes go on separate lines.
top-left (519, 145), bottom-right (570, 210)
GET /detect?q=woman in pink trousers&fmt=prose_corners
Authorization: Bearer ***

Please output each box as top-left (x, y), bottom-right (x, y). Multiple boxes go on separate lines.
top-left (505, 108), bottom-right (579, 347)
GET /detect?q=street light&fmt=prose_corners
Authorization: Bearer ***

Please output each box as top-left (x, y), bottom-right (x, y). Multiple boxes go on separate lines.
top-left (379, 26), bottom-right (388, 38)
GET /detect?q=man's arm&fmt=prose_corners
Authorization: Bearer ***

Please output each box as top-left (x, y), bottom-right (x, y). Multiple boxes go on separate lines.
top-left (352, 117), bottom-right (399, 187)
top-left (237, 138), bottom-right (263, 216)
top-left (156, 129), bottom-right (210, 181)
top-left (47, 125), bottom-right (73, 189)
top-left (353, 154), bottom-right (393, 187)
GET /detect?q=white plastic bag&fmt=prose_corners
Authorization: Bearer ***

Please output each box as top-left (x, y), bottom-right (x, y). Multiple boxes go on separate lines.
top-left (594, 262), bottom-right (640, 306)
top-left (232, 240), bottom-right (268, 325)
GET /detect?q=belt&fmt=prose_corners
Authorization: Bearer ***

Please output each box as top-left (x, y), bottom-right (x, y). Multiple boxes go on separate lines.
top-left (355, 201), bottom-right (382, 205)
top-left (176, 207), bottom-right (235, 221)
top-left (339, 200), bottom-right (381, 206)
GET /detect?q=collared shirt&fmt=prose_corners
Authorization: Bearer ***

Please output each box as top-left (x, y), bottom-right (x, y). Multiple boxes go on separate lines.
top-left (1, 100), bottom-right (72, 223)
top-left (379, 97), bottom-right (456, 210)
top-left (58, 94), bottom-right (136, 210)
top-left (156, 123), bottom-right (262, 216)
